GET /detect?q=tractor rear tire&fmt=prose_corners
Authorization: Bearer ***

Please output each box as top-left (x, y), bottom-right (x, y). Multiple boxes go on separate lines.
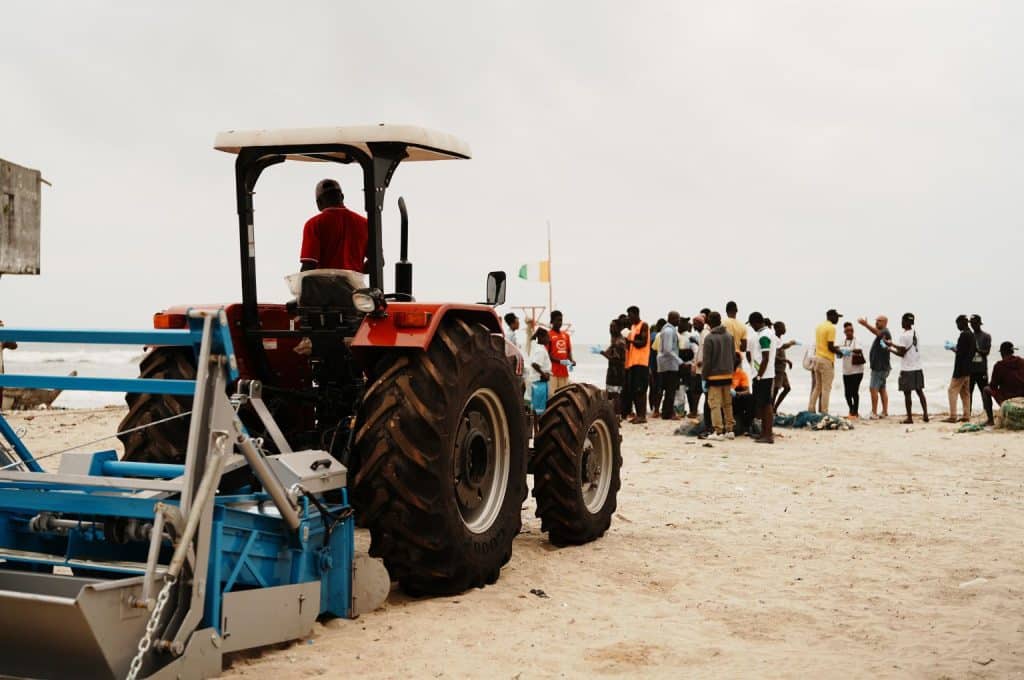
top-left (532, 383), bottom-right (622, 546)
top-left (117, 347), bottom-right (195, 464)
top-left (350, 318), bottom-right (528, 596)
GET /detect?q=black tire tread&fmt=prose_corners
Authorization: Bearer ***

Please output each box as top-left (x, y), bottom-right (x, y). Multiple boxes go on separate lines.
top-left (350, 319), bottom-right (527, 596)
top-left (117, 348), bottom-right (196, 464)
top-left (533, 383), bottom-right (622, 546)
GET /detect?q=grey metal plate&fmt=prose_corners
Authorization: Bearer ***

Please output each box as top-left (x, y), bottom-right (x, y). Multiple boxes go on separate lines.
top-left (220, 581), bottom-right (320, 653)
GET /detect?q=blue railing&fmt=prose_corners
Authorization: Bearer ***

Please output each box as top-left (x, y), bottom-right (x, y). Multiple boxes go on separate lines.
top-left (0, 327), bottom-right (196, 396)
top-left (0, 310), bottom-right (236, 473)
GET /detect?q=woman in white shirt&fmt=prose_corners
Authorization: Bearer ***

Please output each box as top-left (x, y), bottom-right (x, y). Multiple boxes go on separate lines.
top-left (840, 321), bottom-right (866, 418)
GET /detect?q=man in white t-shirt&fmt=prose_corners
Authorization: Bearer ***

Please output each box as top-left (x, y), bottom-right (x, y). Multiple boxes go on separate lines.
top-left (503, 313), bottom-right (522, 350)
top-left (747, 312), bottom-right (777, 444)
top-left (889, 312), bottom-right (929, 424)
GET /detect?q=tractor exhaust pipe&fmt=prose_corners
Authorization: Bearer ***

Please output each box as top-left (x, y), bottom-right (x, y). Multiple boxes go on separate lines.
top-left (395, 196), bottom-right (413, 299)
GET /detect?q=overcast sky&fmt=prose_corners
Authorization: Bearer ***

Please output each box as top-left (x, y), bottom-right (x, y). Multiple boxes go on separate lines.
top-left (1, 1), bottom-right (1021, 344)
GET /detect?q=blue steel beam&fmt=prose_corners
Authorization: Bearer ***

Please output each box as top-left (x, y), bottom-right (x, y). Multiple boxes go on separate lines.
top-left (0, 375), bottom-right (196, 395)
top-left (0, 416), bottom-right (43, 472)
top-left (0, 328), bottom-right (193, 345)
top-left (101, 461), bottom-right (185, 479)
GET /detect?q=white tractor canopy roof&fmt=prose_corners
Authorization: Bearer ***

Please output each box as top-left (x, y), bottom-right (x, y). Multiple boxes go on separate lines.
top-left (214, 124), bottom-right (471, 162)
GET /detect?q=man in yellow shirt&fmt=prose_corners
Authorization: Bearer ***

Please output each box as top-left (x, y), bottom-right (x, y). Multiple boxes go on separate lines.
top-left (808, 309), bottom-right (844, 413)
top-left (724, 301), bottom-right (747, 355)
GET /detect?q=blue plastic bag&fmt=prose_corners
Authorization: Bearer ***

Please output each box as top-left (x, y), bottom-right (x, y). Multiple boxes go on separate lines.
top-left (531, 381), bottom-right (549, 414)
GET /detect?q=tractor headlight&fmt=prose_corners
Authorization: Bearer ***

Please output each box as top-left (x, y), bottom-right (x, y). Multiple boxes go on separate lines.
top-left (353, 288), bottom-right (386, 316)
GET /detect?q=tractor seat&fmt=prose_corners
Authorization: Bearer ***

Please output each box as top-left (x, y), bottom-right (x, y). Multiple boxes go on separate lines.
top-left (286, 269), bottom-right (366, 310)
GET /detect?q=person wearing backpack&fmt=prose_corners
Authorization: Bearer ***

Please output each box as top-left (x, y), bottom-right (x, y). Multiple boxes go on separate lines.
top-left (889, 312), bottom-right (929, 424)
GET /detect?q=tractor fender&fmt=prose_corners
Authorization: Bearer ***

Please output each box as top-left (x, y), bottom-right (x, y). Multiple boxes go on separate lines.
top-left (350, 302), bottom-right (501, 356)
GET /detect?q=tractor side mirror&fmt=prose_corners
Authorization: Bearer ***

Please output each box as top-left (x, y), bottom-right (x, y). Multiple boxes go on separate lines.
top-left (485, 271), bottom-right (507, 307)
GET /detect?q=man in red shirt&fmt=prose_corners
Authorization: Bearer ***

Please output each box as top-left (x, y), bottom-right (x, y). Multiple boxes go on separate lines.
top-left (299, 179), bottom-right (368, 273)
top-left (985, 342), bottom-right (1024, 404)
top-left (547, 310), bottom-right (575, 394)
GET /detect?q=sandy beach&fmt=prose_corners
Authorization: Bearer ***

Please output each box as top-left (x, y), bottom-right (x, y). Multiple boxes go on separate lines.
top-left (3, 406), bottom-right (1022, 679)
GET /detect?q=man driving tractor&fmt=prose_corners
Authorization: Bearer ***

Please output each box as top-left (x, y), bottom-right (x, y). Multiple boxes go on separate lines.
top-left (299, 179), bottom-right (368, 272)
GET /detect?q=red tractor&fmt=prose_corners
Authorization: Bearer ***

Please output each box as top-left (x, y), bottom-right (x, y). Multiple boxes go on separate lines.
top-left (119, 125), bottom-right (621, 595)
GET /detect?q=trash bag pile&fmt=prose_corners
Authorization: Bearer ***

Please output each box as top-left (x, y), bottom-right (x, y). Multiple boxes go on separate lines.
top-left (774, 411), bottom-right (854, 431)
top-left (812, 415), bottom-right (854, 431)
top-left (1001, 397), bottom-right (1024, 431)
top-left (674, 421), bottom-right (704, 437)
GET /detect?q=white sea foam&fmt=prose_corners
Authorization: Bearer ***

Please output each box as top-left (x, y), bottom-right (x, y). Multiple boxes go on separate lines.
top-left (4, 349), bottom-right (144, 366)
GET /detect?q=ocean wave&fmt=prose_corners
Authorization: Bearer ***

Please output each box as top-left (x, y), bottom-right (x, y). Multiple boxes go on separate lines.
top-left (3, 349), bottom-right (144, 366)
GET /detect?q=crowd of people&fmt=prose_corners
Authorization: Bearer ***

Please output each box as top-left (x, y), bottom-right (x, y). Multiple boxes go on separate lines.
top-left (503, 303), bottom-right (1024, 443)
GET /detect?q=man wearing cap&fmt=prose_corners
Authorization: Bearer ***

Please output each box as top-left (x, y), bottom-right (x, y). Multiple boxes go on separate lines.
top-left (808, 309), bottom-right (844, 413)
top-left (969, 315), bottom-right (995, 426)
top-left (986, 342), bottom-right (1024, 405)
top-left (299, 179), bottom-right (368, 273)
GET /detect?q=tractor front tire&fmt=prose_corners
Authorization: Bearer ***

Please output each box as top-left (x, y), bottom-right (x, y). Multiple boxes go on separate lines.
top-left (118, 347), bottom-right (195, 464)
top-left (533, 383), bottom-right (622, 546)
top-left (351, 319), bottom-right (528, 596)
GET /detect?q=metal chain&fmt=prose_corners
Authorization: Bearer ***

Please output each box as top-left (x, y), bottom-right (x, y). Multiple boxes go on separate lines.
top-left (0, 410), bottom-right (193, 472)
top-left (125, 575), bottom-right (177, 680)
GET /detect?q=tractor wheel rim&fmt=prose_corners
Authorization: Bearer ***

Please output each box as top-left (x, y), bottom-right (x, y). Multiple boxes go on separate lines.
top-left (453, 388), bottom-right (510, 534)
top-left (581, 419), bottom-right (613, 513)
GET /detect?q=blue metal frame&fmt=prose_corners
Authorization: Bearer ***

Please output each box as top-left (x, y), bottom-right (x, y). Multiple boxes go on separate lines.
top-left (0, 311), bottom-right (236, 470)
top-left (0, 417), bottom-right (42, 473)
top-left (0, 486), bottom-right (353, 622)
top-left (0, 309), bottom-right (354, 626)
top-left (0, 328), bottom-right (193, 346)
top-left (0, 375), bottom-right (196, 395)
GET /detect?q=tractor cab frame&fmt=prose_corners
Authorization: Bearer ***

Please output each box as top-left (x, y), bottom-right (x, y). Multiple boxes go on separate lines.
top-left (215, 125), bottom-right (473, 334)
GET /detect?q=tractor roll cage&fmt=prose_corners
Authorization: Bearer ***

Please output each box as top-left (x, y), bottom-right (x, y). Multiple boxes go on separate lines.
top-left (234, 143), bottom-right (406, 332)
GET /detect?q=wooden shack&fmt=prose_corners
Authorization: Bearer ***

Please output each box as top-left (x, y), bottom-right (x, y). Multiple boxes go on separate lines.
top-left (0, 158), bottom-right (42, 275)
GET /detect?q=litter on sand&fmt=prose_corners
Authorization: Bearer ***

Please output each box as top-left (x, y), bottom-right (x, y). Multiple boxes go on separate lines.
top-left (774, 411), bottom-right (854, 431)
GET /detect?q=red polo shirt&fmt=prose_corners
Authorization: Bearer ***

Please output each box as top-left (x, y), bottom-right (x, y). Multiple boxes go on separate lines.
top-left (300, 207), bottom-right (368, 272)
top-left (548, 329), bottom-right (572, 378)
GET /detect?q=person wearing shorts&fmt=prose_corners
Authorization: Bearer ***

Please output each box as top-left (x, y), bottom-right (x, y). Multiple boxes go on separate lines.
top-left (890, 313), bottom-right (929, 424)
top-left (869, 368), bottom-right (889, 393)
top-left (858, 315), bottom-right (893, 418)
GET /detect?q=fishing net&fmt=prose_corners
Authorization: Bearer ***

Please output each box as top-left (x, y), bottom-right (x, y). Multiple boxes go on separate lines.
top-left (1001, 397), bottom-right (1024, 430)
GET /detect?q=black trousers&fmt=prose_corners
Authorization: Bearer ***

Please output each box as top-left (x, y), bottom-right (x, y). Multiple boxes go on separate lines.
top-left (733, 393), bottom-right (754, 434)
top-left (649, 370), bottom-right (663, 411)
top-left (970, 373), bottom-right (994, 420)
top-left (659, 370), bottom-right (680, 418)
top-left (686, 367), bottom-right (703, 415)
top-left (629, 365), bottom-right (649, 418)
top-left (843, 372), bottom-right (864, 416)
